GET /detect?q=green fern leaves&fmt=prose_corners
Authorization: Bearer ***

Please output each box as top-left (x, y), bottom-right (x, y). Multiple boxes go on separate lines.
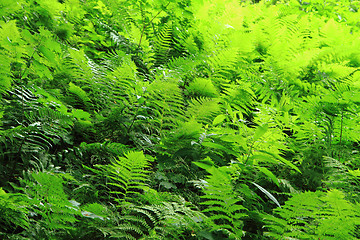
top-left (19, 171), bottom-right (80, 235)
top-left (88, 151), bottom-right (154, 204)
top-left (0, 188), bottom-right (29, 236)
top-left (2, 0), bottom-right (360, 239)
top-left (198, 166), bottom-right (247, 239)
top-left (186, 97), bottom-right (221, 124)
top-left (187, 78), bottom-right (219, 98)
top-left (264, 189), bottom-right (360, 240)
top-left (153, 23), bottom-right (173, 67)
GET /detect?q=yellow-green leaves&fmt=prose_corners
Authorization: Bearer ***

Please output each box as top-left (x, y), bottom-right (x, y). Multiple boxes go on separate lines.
top-left (69, 82), bottom-right (91, 103)
top-left (212, 114), bottom-right (226, 126)
top-left (187, 78), bottom-right (219, 98)
top-left (348, 169), bottom-right (360, 177)
top-left (253, 124), bottom-right (268, 142)
top-left (94, 0), bottom-right (112, 16)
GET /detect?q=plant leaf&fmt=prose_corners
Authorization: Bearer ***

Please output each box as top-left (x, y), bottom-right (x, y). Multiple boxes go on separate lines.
top-left (253, 124), bottom-right (268, 142)
top-left (252, 182), bottom-right (281, 208)
top-left (257, 167), bottom-right (279, 187)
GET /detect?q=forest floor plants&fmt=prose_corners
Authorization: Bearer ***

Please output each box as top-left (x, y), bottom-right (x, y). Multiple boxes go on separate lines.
top-left (1, 0), bottom-right (360, 239)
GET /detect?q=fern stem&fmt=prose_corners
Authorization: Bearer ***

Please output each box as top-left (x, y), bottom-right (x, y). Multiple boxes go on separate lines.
top-left (339, 109), bottom-right (344, 146)
top-left (244, 141), bottom-right (255, 165)
top-left (19, 36), bottom-right (44, 81)
top-left (18, 37), bottom-right (43, 127)
top-left (136, 2), bottom-right (171, 53)
top-left (17, 130), bottom-right (27, 156)
top-left (126, 105), bottom-right (140, 135)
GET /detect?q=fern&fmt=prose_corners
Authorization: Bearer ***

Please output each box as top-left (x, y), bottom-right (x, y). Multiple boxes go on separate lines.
top-left (0, 86), bottom-right (74, 187)
top-left (68, 82), bottom-right (92, 110)
top-left (165, 53), bottom-right (207, 83)
top-left (322, 156), bottom-right (360, 202)
top-left (206, 48), bottom-right (240, 80)
top-left (0, 188), bottom-right (29, 237)
top-left (76, 175), bottom-right (204, 239)
top-left (79, 141), bottom-right (131, 163)
top-left (2, 86), bottom-right (73, 139)
top-left (197, 165), bottom-right (247, 239)
top-left (153, 23), bottom-right (173, 67)
top-left (15, 171), bottom-right (81, 238)
top-left (2, 1), bottom-right (360, 239)
top-left (0, 20), bottom-right (26, 88)
top-left (138, 201), bottom-right (205, 239)
top-left (146, 79), bottom-right (185, 132)
top-left (220, 80), bottom-right (255, 118)
top-left (104, 53), bottom-right (139, 106)
top-left (150, 20), bottom-right (190, 70)
top-left (0, 50), bottom-right (12, 96)
top-left (186, 97), bottom-right (221, 124)
top-left (86, 151), bottom-right (154, 204)
top-left (186, 77), bottom-right (219, 98)
top-left (263, 189), bottom-right (360, 240)
top-left (102, 188), bottom-right (207, 239)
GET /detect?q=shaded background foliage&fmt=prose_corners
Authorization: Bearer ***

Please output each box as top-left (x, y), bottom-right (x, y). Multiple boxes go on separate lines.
top-left (1, 0), bottom-right (360, 239)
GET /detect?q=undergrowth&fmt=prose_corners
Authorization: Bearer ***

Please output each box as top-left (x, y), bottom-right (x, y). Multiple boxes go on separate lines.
top-left (1, 0), bottom-right (360, 239)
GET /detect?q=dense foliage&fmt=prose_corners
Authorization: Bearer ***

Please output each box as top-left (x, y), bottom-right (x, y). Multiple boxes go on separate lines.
top-left (1, 0), bottom-right (360, 239)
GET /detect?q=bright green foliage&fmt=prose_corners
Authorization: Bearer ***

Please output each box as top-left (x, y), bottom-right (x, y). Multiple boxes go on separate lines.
top-left (146, 78), bottom-right (185, 132)
top-left (1, 0), bottom-right (360, 239)
top-left (0, 188), bottom-right (29, 237)
top-left (187, 78), bottom-right (219, 98)
top-left (87, 151), bottom-right (154, 204)
top-left (199, 166), bottom-right (247, 239)
top-left (264, 189), bottom-right (360, 240)
top-left (18, 171), bottom-right (80, 238)
top-left (131, 200), bottom-right (206, 239)
top-left (322, 156), bottom-right (360, 202)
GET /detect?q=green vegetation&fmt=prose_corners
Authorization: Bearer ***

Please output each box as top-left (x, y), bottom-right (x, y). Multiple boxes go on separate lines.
top-left (1, 0), bottom-right (360, 239)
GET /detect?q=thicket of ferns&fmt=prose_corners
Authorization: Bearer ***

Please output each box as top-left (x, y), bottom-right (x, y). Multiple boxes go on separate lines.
top-left (1, 0), bottom-right (360, 239)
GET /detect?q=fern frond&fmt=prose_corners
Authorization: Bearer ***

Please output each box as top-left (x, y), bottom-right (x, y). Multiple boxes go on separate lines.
top-left (65, 48), bottom-right (96, 84)
top-left (220, 81), bottom-right (255, 117)
top-left (67, 82), bottom-right (92, 110)
top-left (206, 48), bottom-right (239, 79)
top-left (187, 78), bottom-right (219, 98)
top-left (186, 97), bottom-right (221, 124)
top-left (199, 167), bottom-right (246, 238)
top-left (264, 189), bottom-right (360, 240)
top-left (79, 141), bottom-right (131, 162)
top-left (151, 23), bottom-right (172, 66)
top-left (322, 156), bottom-right (360, 201)
top-left (102, 53), bottom-right (140, 110)
top-left (90, 151), bottom-right (154, 203)
top-left (18, 171), bottom-right (80, 233)
top-left (146, 79), bottom-right (185, 131)
top-left (0, 51), bottom-right (12, 96)
top-left (0, 87), bottom-right (73, 164)
top-left (0, 188), bottom-right (29, 233)
top-left (134, 201), bottom-right (205, 238)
